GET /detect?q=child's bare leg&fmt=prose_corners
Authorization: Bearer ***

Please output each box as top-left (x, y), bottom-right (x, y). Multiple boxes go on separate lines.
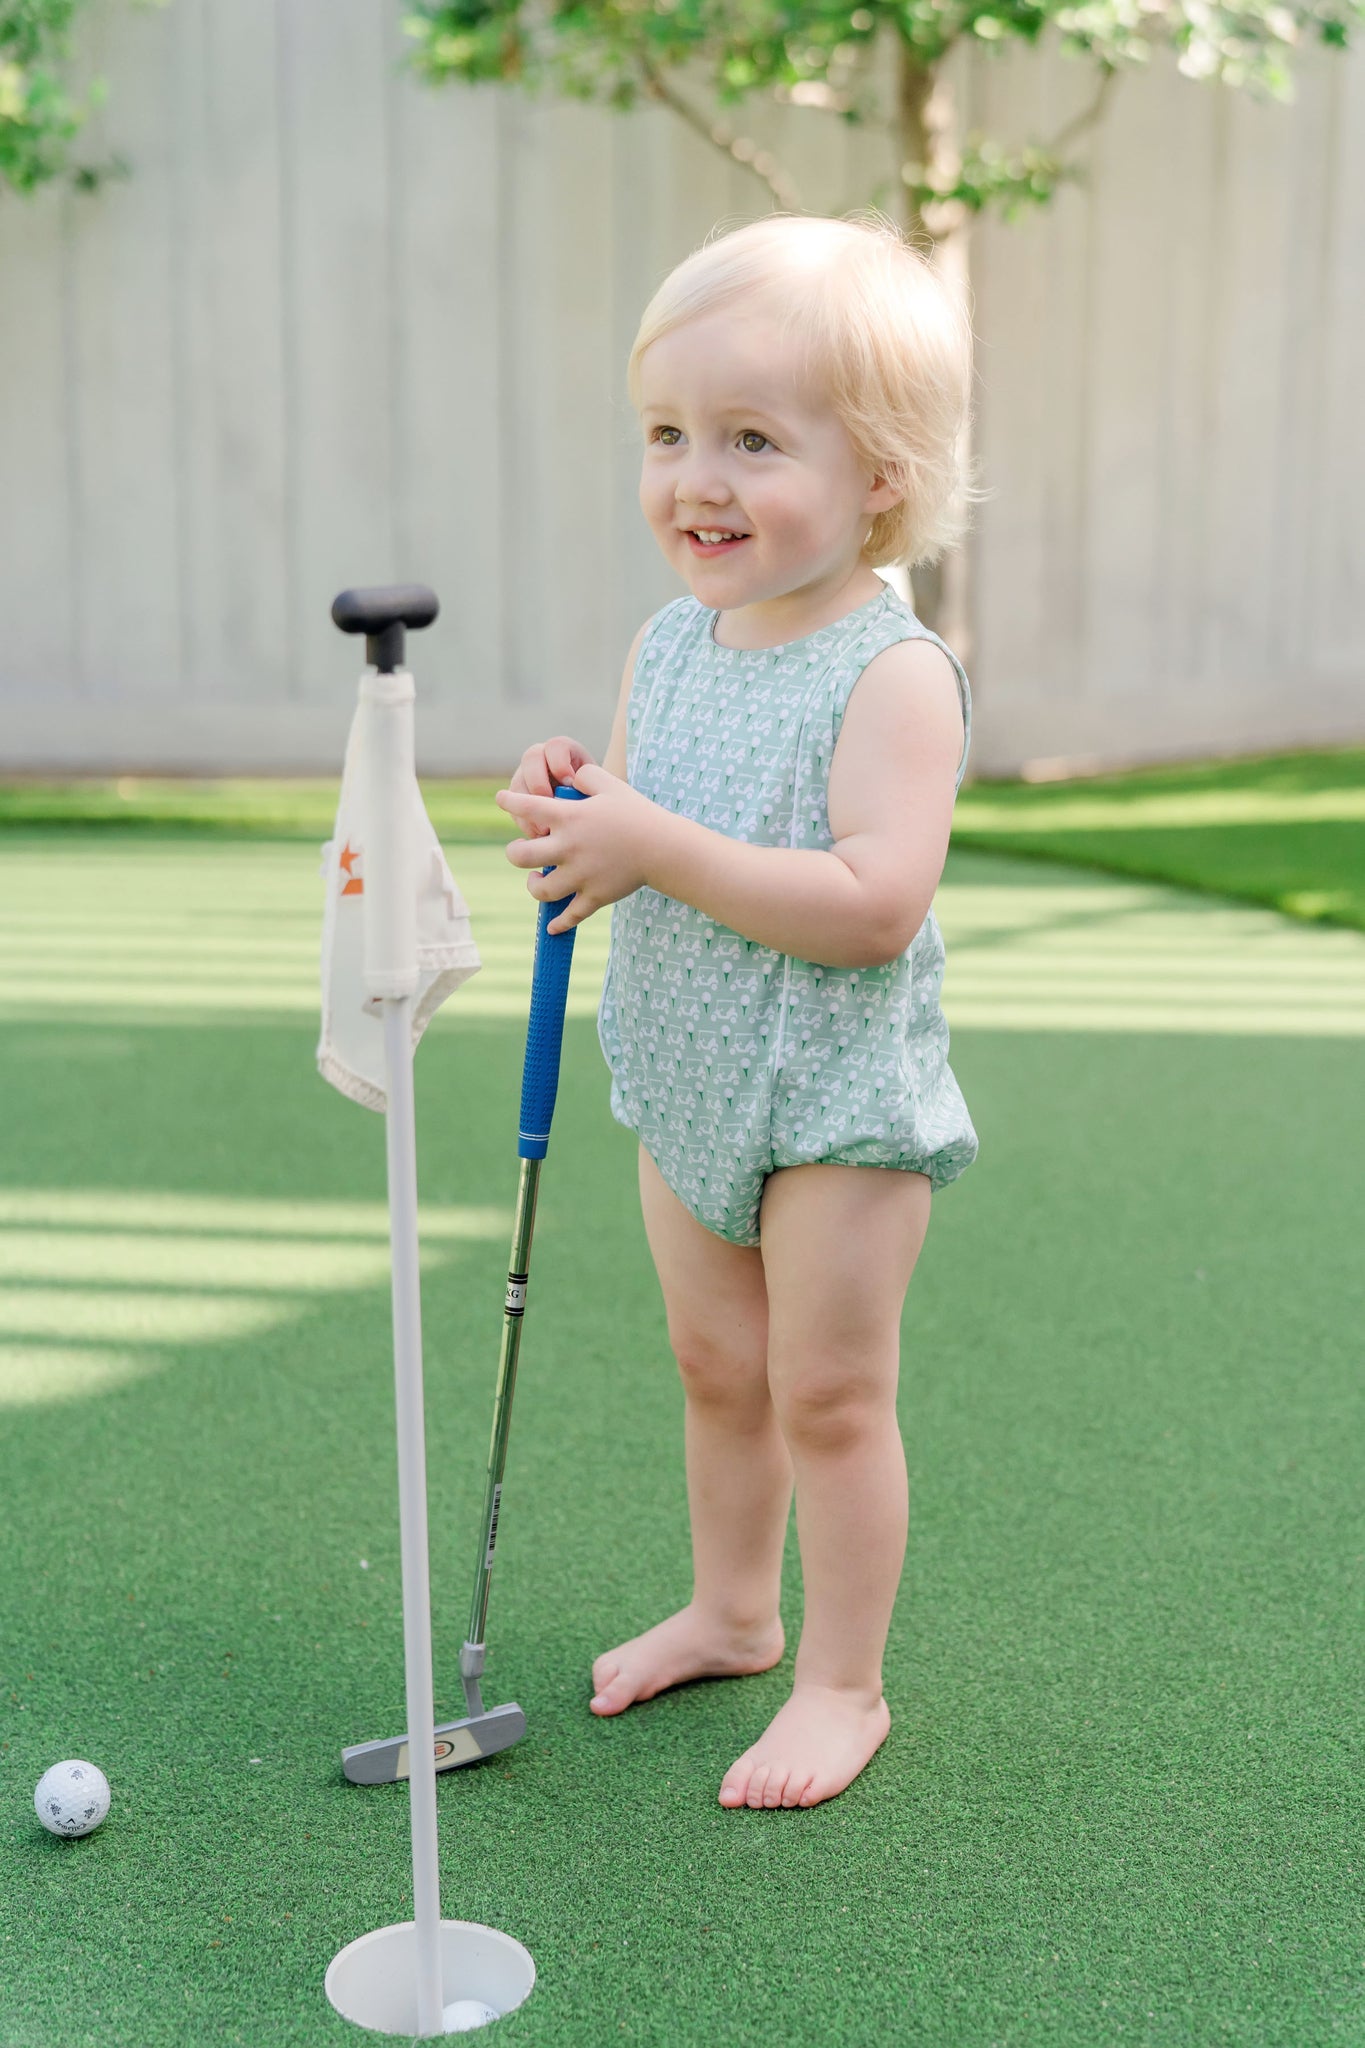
top-left (589, 1146), bottom-right (794, 1714)
top-left (718, 1162), bottom-right (931, 1810)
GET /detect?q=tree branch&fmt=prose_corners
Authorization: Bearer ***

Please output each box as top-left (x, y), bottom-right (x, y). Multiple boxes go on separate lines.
top-left (1044, 62), bottom-right (1121, 155)
top-left (637, 54), bottom-right (805, 212)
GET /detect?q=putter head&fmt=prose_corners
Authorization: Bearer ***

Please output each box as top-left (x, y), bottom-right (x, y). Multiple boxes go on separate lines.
top-left (341, 1702), bottom-right (527, 1786)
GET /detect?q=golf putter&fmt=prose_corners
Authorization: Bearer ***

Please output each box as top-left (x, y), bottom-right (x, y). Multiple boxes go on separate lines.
top-left (343, 783), bottom-right (586, 1785)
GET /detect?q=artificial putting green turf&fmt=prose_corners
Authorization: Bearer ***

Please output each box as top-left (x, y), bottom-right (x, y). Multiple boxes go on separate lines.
top-left (951, 749), bottom-right (1365, 935)
top-left (1, 834), bottom-right (1363, 2047)
top-left (2, 743), bottom-right (1363, 935)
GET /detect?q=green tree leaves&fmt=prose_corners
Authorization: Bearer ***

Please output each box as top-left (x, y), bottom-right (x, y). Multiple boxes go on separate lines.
top-left (1, 0), bottom-right (164, 199)
top-left (403, 0), bottom-right (1364, 229)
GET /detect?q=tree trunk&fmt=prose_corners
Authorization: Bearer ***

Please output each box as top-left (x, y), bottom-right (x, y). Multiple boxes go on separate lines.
top-left (891, 34), bottom-right (974, 668)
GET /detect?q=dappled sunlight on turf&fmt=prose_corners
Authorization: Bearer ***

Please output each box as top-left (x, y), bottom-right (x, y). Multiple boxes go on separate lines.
top-left (0, 1191), bottom-right (509, 1237)
top-left (0, 840), bottom-right (609, 1023)
top-left (0, 1286), bottom-right (283, 1343)
top-left (954, 787), bottom-right (1365, 831)
top-left (0, 1232), bottom-right (425, 1289)
top-left (935, 877), bottom-right (1365, 1036)
top-left (0, 1190), bottom-right (511, 1410)
top-left (1, 834), bottom-right (1363, 1036)
top-left (0, 1345), bottom-right (156, 1408)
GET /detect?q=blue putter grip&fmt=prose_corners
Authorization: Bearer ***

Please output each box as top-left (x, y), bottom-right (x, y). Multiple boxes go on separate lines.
top-left (518, 784), bottom-right (587, 1160)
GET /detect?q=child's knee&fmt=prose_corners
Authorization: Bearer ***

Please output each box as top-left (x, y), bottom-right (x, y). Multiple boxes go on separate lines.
top-left (670, 1322), bottom-right (770, 1408)
top-left (767, 1333), bottom-right (901, 1446)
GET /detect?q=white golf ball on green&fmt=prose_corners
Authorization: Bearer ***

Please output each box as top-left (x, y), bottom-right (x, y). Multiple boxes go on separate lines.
top-left (442, 1997), bottom-right (500, 2033)
top-left (35, 1760), bottom-right (111, 1838)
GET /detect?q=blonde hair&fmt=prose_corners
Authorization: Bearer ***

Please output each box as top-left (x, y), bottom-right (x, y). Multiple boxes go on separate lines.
top-left (627, 209), bottom-right (986, 572)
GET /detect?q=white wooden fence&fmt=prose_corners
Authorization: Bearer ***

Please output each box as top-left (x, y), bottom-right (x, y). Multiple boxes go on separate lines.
top-left (0, 0), bottom-right (1360, 776)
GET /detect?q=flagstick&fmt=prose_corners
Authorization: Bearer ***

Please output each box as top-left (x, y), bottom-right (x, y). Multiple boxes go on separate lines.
top-left (324, 596), bottom-right (542, 2040)
top-left (381, 993), bottom-right (444, 2036)
top-left (363, 667), bottom-right (443, 2038)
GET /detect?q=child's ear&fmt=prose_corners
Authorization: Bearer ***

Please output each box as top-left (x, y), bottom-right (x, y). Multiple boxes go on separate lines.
top-left (866, 472), bottom-right (902, 512)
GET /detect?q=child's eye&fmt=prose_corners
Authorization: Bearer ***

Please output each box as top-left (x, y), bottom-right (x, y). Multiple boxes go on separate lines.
top-left (647, 426), bottom-right (771, 453)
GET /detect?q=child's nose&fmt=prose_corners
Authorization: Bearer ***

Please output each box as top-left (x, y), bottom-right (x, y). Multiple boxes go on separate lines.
top-left (676, 459), bottom-right (739, 504)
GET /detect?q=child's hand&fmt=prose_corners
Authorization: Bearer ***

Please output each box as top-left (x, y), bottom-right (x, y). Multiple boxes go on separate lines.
top-left (495, 762), bottom-right (663, 934)
top-left (508, 736), bottom-right (598, 838)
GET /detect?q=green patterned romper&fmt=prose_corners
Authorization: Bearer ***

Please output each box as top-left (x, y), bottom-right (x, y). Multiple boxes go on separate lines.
top-left (596, 579), bottom-right (978, 1246)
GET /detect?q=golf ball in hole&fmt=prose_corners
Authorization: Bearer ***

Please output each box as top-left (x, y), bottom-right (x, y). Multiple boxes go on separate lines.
top-left (35, 1760), bottom-right (111, 1838)
top-left (442, 1998), bottom-right (500, 2033)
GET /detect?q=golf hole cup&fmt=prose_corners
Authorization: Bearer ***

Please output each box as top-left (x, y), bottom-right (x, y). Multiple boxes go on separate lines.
top-left (324, 1921), bottom-right (535, 2036)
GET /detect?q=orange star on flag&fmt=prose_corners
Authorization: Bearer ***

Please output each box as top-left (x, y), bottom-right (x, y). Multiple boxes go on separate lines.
top-left (339, 841), bottom-right (364, 896)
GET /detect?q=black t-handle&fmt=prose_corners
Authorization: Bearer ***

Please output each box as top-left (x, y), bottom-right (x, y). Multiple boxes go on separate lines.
top-left (331, 585), bottom-right (439, 674)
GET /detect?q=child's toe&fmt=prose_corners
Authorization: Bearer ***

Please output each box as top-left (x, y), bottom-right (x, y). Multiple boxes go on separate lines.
top-left (590, 1653), bottom-right (619, 1695)
top-left (782, 1771), bottom-right (815, 1808)
top-left (762, 1767), bottom-right (789, 1808)
top-left (718, 1765), bottom-right (749, 1807)
top-left (589, 1666), bottom-right (634, 1714)
top-left (745, 1764), bottom-right (772, 1809)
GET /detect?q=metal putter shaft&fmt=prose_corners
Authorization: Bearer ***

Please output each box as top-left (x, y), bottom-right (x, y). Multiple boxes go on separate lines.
top-left (343, 787), bottom-right (585, 1787)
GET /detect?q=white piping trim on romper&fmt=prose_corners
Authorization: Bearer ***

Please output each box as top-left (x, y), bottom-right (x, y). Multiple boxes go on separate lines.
top-left (631, 599), bottom-right (699, 785)
top-left (605, 599), bottom-right (702, 1041)
top-left (770, 661), bottom-right (836, 1075)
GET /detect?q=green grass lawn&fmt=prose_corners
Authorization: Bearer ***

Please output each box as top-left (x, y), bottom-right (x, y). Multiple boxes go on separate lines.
top-left (3, 743), bottom-right (1362, 933)
top-left (952, 748), bottom-right (1365, 934)
top-left (0, 776), bottom-right (506, 843)
top-left (1, 831), bottom-right (1362, 2046)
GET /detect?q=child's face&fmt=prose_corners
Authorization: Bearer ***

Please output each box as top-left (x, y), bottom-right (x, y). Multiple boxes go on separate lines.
top-left (637, 304), bottom-right (897, 607)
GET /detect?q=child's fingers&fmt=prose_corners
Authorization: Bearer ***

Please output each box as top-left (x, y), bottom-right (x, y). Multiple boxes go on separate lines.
top-left (545, 892), bottom-right (593, 936)
top-left (503, 836), bottom-right (561, 873)
top-left (513, 746), bottom-right (559, 833)
top-left (543, 744), bottom-right (575, 787)
top-left (497, 788), bottom-right (564, 831)
top-left (545, 737), bottom-right (597, 787)
top-left (512, 737), bottom-right (595, 839)
top-left (516, 745), bottom-right (555, 798)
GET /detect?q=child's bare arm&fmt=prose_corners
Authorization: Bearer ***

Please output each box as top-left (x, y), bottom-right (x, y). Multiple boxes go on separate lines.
top-left (601, 620), bottom-right (648, 780)
top-left (822, 636), bottom-right (965, 949)
top-left (635, 638), bottom-right (963, 965)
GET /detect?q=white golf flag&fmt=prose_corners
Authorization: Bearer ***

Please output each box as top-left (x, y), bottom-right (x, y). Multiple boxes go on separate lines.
top-left (317, 689), bottom-right (481, 1113)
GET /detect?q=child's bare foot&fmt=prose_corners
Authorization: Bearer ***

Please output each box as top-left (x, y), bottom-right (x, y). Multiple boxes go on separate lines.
top-left (717, 1682), bottom-right (891, 1809)
top-left (590, 1603), bottom-right (785, 1715)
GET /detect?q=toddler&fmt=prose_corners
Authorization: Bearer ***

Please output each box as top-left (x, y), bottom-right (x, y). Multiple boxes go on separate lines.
top-left (496, 209), bottom-right (982, 1811)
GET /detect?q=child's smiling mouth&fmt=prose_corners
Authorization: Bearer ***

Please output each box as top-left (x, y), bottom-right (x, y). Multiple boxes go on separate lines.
top-left (686, 531), bottom-right (750, 556)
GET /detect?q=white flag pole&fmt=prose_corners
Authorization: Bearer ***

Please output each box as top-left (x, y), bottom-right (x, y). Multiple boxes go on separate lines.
top-left (361, 666), bottom-right (444, 2039)
top-left (323, 587), bottom-right (537, 2039)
